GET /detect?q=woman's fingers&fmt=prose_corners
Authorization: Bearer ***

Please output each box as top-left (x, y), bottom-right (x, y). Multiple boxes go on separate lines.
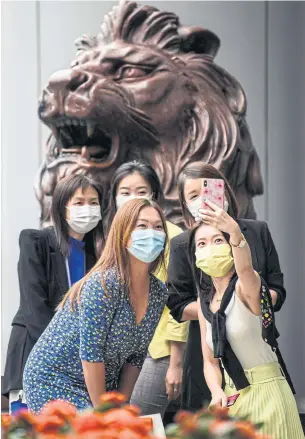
top-left (203, 199), bottom-right (221, 212)
top-left (221, 395), bottom-right (228, 407)
top-left (198, 208), bottom-right (216, 218)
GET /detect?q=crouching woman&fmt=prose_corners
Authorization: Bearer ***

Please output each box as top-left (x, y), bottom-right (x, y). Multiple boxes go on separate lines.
top-left (23, 198), bottom-right (168, 413)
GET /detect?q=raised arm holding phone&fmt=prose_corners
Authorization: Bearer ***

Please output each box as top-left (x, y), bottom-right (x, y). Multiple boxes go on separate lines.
top-left (188, 199), bottom-right (303, 438)
top-left (167, 161), bottom-right (286, 410)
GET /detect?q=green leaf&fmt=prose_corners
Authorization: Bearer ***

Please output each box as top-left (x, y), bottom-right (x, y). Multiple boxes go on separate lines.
top-left (94, 402), bottom-right (116, 413)
top-left (165, 423), bottom-right (180, 437)
top-left (254, 422), bottom-right (264, 430)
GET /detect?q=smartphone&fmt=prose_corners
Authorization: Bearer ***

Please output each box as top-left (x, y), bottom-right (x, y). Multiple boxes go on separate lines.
top-left (227, 393), bottom-right (240, 407)
top-left (201, 178), bottom-right (225, 210)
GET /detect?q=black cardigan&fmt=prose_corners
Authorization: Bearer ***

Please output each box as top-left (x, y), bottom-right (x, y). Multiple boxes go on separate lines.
top-left (167, 219), bottom-right (286, 410)
top-left (2, 227), bottom-right (96, 397)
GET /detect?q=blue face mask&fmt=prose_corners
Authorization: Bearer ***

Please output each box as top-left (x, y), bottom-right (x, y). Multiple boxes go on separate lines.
top-left (127, 229), bottom-right (166, 263)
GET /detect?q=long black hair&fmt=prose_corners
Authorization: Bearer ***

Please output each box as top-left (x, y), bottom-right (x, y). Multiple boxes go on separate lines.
top-left (51, 174), bottom-right (104, 258)
top-left (188, 221), bottom-right (232, 302)
top-left (104, 160), bottom-right (164, 234)
top-left (178, 162), bottom-right (239, 229)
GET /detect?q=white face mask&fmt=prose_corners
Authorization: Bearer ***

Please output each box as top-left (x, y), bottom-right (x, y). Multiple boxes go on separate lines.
top-left (116, 194), bottom-right (152, 209)
top-left (187, 197), bottom-right (229, 220)
top-left (67, 205), bottom-right (101, 234)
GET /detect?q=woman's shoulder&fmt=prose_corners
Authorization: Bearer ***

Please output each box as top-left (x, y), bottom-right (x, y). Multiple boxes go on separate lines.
top-left (19, 227), bottom-right (55, 249)
top-left (168, 229), bottom-right (190, 248)
top-left (84, 268), bottom-right (122, 292)
top-left (150, 274), bottom-right (167, 294)
top-left (238, 219), bottom-right (268, 233)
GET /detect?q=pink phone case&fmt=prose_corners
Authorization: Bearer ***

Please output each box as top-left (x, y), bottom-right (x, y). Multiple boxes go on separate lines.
top-left (227, 393), bottom-right (240, 407)
top-left (201, 178), bottom-right (225, 210)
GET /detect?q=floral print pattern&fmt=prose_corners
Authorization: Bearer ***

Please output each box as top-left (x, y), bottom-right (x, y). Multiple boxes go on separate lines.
top-left (23, 269), bottom-right (167, 413)
top-left (260, 284), bottom-right (273, 328)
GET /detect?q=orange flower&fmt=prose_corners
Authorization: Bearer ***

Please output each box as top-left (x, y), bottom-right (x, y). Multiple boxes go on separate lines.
top-left (235, 421), bottom-right (258, 438)
top-left (209, 405), bottom-right (230, 419)
top-left (41, 399), bottom-right (77, 421)
top-left (124, 404), bottom-right (142, 416)
top-left (174, 412), bottom-right (198, 434)
top-left (174, 410), bottom-right (191, 423)
top-left (73, 412), bottom-right (106, 433)
top-left (73, 429), bottom-right (119, 439)
top-left (99, 392), bottom-right (126, 405)
top-left (13, 409), bottom-right (37, 425)
top-left (34, 414), bottom-right (66, 433)
top-left (141, 417), bottom-right (153, 431)
top-left (101, 408), bottom-right (151, 435)
top-left (1, 414), bottom-right (11, 430)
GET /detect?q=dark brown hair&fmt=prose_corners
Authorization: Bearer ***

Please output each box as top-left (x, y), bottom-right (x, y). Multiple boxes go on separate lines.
top-left (58, 198), bottom-right (168, 310)
top-left (51, 174), bottom-right (104, 258)
top-left (188, 221), bottom-right (232, 301)
top-left (178, 162), bottom-right (239, 228)
top-left (104, 160), bottom-right (164, 234)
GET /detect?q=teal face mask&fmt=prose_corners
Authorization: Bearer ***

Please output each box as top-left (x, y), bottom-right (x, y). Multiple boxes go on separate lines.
top-left (127, 229), bottom-right (166, 263)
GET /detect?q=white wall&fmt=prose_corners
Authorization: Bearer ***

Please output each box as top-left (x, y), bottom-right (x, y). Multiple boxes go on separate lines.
top-left (1, 1), bottom-right (41, 371)
top-left (1, 1), bottom-right (304, 410)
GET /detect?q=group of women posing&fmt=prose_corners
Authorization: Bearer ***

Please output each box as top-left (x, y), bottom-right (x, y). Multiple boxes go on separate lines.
top-left (3, 161), bottom-right (303, 438)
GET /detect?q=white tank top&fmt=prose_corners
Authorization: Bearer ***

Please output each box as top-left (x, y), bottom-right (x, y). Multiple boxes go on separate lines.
top-left (206, 292), bottom-right (277, 370)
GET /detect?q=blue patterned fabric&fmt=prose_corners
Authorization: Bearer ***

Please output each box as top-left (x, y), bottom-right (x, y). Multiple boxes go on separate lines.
top-left (23, 269), bottom-right (167, 413)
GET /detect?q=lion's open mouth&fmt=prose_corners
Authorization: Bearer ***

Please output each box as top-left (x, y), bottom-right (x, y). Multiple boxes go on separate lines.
top-left (49, 118), bottom-right (119, 168)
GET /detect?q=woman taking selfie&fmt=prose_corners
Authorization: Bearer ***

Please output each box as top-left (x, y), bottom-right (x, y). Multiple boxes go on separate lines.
top-left (23, 198), bottom-right (168, 413)
top-left (167, 161), bottom-right (286, 410)
top-left (105, 161), bottom-right (189, 417)
top-left (2, 174), bottom-right (104, 413)
top-left (188, 200), bottom-right (303, 437)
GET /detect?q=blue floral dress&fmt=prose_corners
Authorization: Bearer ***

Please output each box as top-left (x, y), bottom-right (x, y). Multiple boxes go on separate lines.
top-left (23, 269), bottom-right (167, 413)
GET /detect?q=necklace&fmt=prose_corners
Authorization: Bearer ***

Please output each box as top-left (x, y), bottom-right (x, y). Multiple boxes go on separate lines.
top-left (215, 293), bottom-right (224, 302)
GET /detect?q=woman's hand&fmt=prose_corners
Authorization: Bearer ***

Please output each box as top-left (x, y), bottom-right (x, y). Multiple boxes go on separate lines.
top-left (198, 199), bottom-right (240, 236)
top-left (165, 364), bottom-right (183, 400)
top-left (210, 388), bottom-right (228, 408)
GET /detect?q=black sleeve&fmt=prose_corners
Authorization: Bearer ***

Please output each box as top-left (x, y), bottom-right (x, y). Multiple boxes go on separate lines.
top-left (260, 222), bottom-right (286, 312)
top-left (167, 235), bottom-right (197, 323)
top-left (18, 230), bottom-right (53, 343)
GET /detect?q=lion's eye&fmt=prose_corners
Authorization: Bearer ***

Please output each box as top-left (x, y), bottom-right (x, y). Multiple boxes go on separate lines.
top-left (120, 66), bottom-right (148, 80)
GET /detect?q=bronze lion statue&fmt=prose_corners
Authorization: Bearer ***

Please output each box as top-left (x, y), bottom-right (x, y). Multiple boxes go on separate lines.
top-left (36, 0), bottom-right (263, 227)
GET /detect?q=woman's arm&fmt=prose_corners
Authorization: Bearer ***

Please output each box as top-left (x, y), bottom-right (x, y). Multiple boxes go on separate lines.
top-left (82, 361), bottom-right (106, 407)
top-left (166, 340), bottom-right (185, 400)
top-left (197, 299), bottom-right (227, 407)
top-left (167, 234), bottom-right (198, 322)
top-left (118, 364), bottom-right (141, 401)
top-left (18, 230), bottom-right (53, 343)
top-left (201, 201), bottom-right (261, 314)
top-left (229, 229), bottom-right (261, 313)
top-left (79, 274), bottom-right (117, 406)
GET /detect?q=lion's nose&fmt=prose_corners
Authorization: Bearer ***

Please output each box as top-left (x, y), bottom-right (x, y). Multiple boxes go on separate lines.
top-left (48, 69), bottom-right (89, 92)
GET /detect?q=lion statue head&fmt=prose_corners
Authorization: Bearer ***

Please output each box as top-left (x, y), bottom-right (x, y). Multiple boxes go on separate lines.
top-left (36, 0), bottom-right (263, 227)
